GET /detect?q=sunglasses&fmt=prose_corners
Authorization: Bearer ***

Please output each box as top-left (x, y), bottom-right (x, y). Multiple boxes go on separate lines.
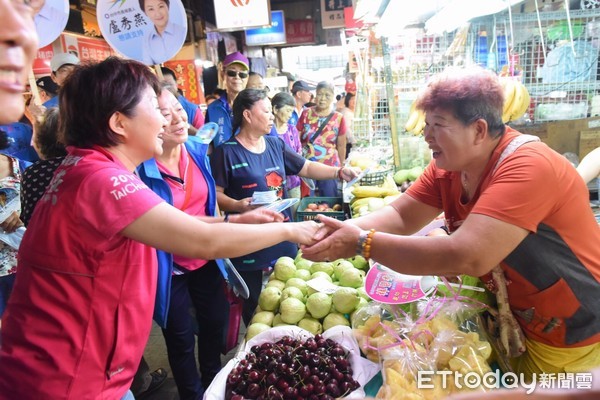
top-left (226, 70), bottom-right (249, 79)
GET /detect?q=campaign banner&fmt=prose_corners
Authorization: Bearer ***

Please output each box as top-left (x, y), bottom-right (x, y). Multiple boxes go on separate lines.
top-left (35, 0), bottom-right (70, 48)
top-left (214, 0), bottom-right (270, 31)
top-left (285, 19), bottom-right (315, 45)
top-left (97, 0), bottom-right (187, 65)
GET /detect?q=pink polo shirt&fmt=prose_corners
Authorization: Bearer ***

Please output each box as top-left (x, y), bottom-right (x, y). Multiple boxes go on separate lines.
top-left (156, 146), bottom-right (209, 272)
top-left (0, 146), bottom-right (163, 399)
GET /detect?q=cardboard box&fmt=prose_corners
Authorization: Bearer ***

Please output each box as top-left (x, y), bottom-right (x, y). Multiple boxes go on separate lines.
top-left (513, 117), bottom-right (600, 157)
top-left (579, 130), bottom-right (600, 159)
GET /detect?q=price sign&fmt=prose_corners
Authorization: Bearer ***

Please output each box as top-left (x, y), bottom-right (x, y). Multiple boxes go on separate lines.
top-left (364, 262), bottom-right (438, 304)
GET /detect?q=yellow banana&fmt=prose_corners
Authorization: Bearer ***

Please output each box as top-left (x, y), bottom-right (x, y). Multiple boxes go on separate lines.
top-left (404, 109), bottom-right (420, 132)
top-left (352, 185), bottom-right (398, 198)
top-left (350, 197), bottom-right (372, 210)
top-left (411, 111), bottom-right (426, 135)
top-left (501, 78), bottom-right (517, 123)
top-left (509, 82), bottom-right (530, 121)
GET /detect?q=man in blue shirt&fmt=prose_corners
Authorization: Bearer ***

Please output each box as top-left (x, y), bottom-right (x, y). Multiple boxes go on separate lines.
top-left (289, 80), bottom-right (314, 127)
top-left (205, 52), bottom-right (249, 148)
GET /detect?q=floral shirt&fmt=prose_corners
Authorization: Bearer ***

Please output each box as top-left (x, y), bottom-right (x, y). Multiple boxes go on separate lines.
top-left (0, 156), bottom-right (22, 277)
top-left (272, 123), bottom-right (302, 190)
top-left (297, 107), bottom-right (347, 167)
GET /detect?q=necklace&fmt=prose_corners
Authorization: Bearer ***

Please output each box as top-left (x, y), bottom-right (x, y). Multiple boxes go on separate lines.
top-left (461, 171), bottom-right (482, 200)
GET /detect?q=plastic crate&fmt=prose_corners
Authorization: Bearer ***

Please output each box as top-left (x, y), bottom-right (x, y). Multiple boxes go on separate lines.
top-left (359, 167), bottom-right (393, 186)
top-left (296, 197), bottom-right (345, 222)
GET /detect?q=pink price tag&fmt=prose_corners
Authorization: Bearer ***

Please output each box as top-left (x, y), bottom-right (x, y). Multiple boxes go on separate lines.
top-left (364, 263), bottom-right (438, 304)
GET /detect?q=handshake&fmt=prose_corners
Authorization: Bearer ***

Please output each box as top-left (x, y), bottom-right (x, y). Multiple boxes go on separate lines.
top-left (293, 214), bottom-right (365, 262)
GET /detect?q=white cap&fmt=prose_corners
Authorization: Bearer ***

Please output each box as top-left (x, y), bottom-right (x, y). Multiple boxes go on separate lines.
top-left (50, 53), bottom-right (80, 72)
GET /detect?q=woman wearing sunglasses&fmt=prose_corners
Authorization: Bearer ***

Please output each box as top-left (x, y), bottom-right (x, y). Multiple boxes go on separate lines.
top-left (205, 52), bottom-right (250, 148)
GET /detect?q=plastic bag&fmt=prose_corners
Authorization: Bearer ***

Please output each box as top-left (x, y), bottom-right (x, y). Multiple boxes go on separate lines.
top-left (371, 297), bottom-right (495, 399)
top-left (204, 325), bottom-right (380, 400)
top-left (0, 226), bottom-right (26, 250)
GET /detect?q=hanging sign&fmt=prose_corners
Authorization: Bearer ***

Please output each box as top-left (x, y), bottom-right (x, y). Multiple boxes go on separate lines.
top-left (320, 0), bottom-right (351, 29)
top-left (97, 0), bottom-right (187, 65)
top-left (214, 0), bottom-right (270, 31)
top-left (285, 19), bottom-right (315, 45)
top-left (35, 0), bottom-right (70, 48)
top-left (163, 59), bottom-right (202, 104)
top-left (245, 10), bottom-right (286, 46)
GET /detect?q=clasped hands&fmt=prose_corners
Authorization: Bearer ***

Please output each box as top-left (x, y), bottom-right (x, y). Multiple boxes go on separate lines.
top-left (300, 215), bottom-right (362, 262)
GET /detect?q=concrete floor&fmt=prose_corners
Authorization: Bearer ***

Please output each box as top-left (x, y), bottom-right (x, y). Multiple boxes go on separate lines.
top-left (140, 321), bottom-right (244, 400)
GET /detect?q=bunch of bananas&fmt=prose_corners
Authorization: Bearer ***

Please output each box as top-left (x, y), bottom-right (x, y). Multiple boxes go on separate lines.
top-left (404, 101), bottom-right (426, 136)
top-left (351, 174), bottom-right (399, 199)
top-left (500, 77), bottom-right (530, 123)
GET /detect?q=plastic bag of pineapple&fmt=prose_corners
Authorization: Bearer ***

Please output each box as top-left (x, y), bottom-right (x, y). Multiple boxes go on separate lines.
top-left (357, 297), bottom-right (495, 400)
top-left (351, 299), bottom-right (438, 364)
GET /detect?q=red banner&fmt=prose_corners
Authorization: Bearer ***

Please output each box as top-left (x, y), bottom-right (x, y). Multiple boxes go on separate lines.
top-left (163, 60), bottom-right (204, 105)
top-left (285, 19), bottom-right (315, 45)
top-left (33, 34), bottom-right (117, 76)
top-left (32, 44), bottom-right (54, 75)
top-left (60, 34), bottom-right (116, 62)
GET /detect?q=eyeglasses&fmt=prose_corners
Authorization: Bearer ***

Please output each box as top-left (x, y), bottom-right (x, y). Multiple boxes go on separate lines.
top-left (226, 70), bottom-right (249, 79)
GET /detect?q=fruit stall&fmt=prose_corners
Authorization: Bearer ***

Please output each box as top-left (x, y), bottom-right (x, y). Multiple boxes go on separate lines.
top-left (205, 249), bottom-right (502, 400)
top-left (204, 2), bottom-right (600, 398)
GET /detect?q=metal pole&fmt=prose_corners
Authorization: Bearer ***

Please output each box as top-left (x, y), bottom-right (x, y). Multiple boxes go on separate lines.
top-left (381, 36), bottom-right (400, 168)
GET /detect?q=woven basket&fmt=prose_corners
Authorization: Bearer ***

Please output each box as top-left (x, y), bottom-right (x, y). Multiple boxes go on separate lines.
top-left (359, 167), bottom-right (393, 186)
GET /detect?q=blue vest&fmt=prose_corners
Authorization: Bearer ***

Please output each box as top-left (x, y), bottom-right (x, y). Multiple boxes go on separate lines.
top-left (137, 136), bottom-right (227, 328)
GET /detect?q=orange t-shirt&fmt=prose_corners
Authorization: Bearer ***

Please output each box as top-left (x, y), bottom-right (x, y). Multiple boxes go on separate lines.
top-left (408, 128), bottom-right (600, 348)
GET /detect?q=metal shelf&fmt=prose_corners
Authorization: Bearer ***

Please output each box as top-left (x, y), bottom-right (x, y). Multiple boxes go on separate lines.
top-left (477, 8), bottom-right (600, 24)
top-left (527, 81), bottom-right (600, 96)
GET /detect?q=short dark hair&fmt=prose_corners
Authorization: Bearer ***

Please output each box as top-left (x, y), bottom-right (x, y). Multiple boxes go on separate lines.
top-left (248, 71), bottom-right (263, 78)
top-left (271, 92), bottom-right (295, 111)
top-left (232, 89), bottom-right (268, 133)
top-left (35, 107), bottom-right (66, 159)
top-left (59, 57), bottom-right (161, 148)
top-left (344, 92), bottom-right (355, 108)
top-left (160, 66), bottom-right (176, 81)
top-left (139, 0), bottom-right (169, 12)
